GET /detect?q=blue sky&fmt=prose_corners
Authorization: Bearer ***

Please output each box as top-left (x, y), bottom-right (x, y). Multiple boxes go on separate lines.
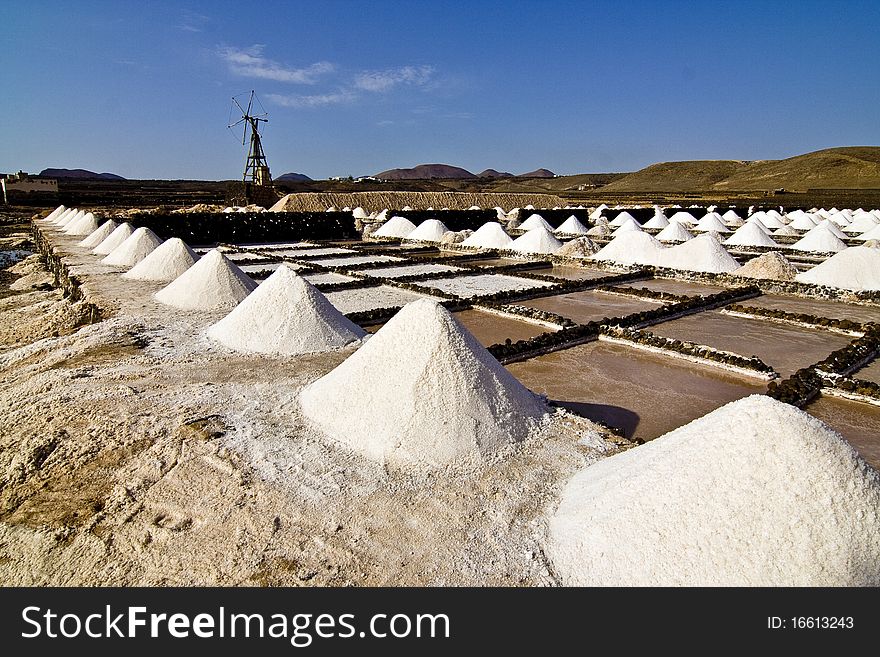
top-left (2, 0), bottom-right (879, 180)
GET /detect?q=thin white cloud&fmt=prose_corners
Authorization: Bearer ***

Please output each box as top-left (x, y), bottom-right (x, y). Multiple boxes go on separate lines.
top-left (354, 65), bottom-right (435, 92)
top-left (176, 10), bottom-right (210, 33)
top-left (218, 45), bottom-right (334, 84)
top-left (266, 90), bottom-right (357, 108)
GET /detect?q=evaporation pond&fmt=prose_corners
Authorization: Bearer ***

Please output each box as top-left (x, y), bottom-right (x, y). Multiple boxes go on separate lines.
top-left (744, 294), bottom-right (880, 325)
top-left (521, 290), bottom-right (664, 324)
top-left (364, 309), bottom-right (551, 346)
top-left (529, 265), bottom-right (612, 281)
top-left (619, 278), bottom-right (731, 296)
top-left (805, 394), bottom-right (880, 470)
top-left (506, 340), bottom-right (766, 442)
top-left (324, 285), bottom-right (434, 314)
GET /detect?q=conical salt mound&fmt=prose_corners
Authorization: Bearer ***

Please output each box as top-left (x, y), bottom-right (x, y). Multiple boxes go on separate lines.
top-left (608, 210), bottom-right (636, 227)
top-left (772, 224), bottom-right (799, 237)
top-left (735, 252), bottom-right (798, 280)
top-left (520, 213), bottom-right (553, 231)
top-left (461, 222), bottom-right (513, 249)
top-left (643, 212), bottom-right (669, 229)
top-left (662, 234), bottom-right (739, 273)
top-left (610, 217), bottom-right (642, 236)
top-left (655, 221), bottom-right (693, 243)
top-left (44, 205), bottom-right (66, 222)
top-left (758, 212), bottom-right (785, 228)
top-left (155, 249), bottom-right (257, 310)
top-left (406, 218), bottom-right (449, 242)
top-left (790, 226), bottom-right (847, 253)
top-left (123, 237), bottom-right (199, 282)
top-left (101, 227), bottom-right (163, 267)
top-left (373, 215), bottom-right (416, 238)
top-left (63, 211), bottom-right (100, 236)
top-left (668, 211), bottom-right (696, 225)
top-left (300, 299), bottom-right (548, 467)
top-left (694, 212), bottom-right (730, 233)
top-left (796, 246), bottom-right (880, 291)
top-left (207, 265), bottom-right (366, 356)
top-left (722, 209), bottom-right (741, 224)
top-left (723, 221), bottom-right (779, 247)
top-left (845, 213), bottom-right (880, 234)
top-left (92, 222), bottom-right (134, 255)
top-left (58, 209), bottom-right (83, 227)
top-left (817, 218), bottom-right (847, 239)
top-left (554, 215), bottom-right (589, 235)
top-left (50, 208), bottom-right (73, 225)
top-left (510, 226), bottom-right (563, 254)
top-left (590, 231), bottom-right (665, 267)
top-left (546, 395), bottom-right (880, 586)
top-left (857, 223), bottom-right (880, 241)
top-left (79, 220), bottom-right (118, 248)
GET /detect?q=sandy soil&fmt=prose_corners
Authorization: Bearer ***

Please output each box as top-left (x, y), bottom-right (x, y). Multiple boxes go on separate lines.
top-left (0, 223), bottom-right (626, 586)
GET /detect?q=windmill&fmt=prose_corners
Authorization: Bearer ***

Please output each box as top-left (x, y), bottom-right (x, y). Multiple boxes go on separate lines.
top-left (229, 91), bottom-right (272, 185)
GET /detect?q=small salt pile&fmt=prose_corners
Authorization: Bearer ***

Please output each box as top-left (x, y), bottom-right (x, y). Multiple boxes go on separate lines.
top-left (122, 238), bottom-right (199, 282)
top-left (556, 236), bottom-right (599, 257)
top-left (722, 209), bottom-right (741, 224)
top-left (92, 222), bottom-right (135, 255)
top-left (585, 223), bottom-right (610, 237)
top-left (694, 212), bottom-right (730, 233)
top-left (155, 249), bottom-right (257, 310)
top-left (352, 207), bottom-right (368, 219)
top-left (509, 226), bottom-right (563, 254)
top-left (655, 221), bottom-right (693, 243)
top-left (554, 216), bottom-right (589, 235)
top-left (58, 209), bottom-right (83, 228)
top-left (610, 217), bottom-right (642, 236)
top-left (735, 252), bottom-right (798, 280)
top-left (520, 213), bottom-right (553, 231)
top-left (663, 234), bottom-right (739, 273)
top-left (772, 224), bottom-right (799, 237)
top-left (588, 204), bottom-right (607, 220)
top-left (816, 218), bottom-right (848, 239)
top-left (668, 211), bottom-right (697, 225)
top-left (590, 231), bottom-right (665, 267)
top-left (844, 213), bottom-right (880, 234)
top-left (79, 220), bottom-right (118, 248)
top-left (207, 264), bottom-right (365, 356)
top-left (546, 395), bottom-right (880, 586)
top-left (461, 222), bottom-right (513, 249)
top-left (406, 219), bottom-right (449, 242)
top-left (299, 299), bottom-right (548, 467)
top-left (724, 221), bottom-right (779, 248)
top-left (372, 215), bottom-right (416, 238)
top-left (608, 210), bottom-right (636, 227)
top-left (796, 245), bottom-right (880, 291)
top-left (44, 205), bottom-right (66, 222)
top-left (63, 211), bottom-right (100, 236)
top-left (101, 227), bottom-right (163, 267)
top-left (790, 225), bottom-right (847, 253)
top-left (643, 210), bottom-right (669, 229)
top-left (55, 208), bottom-right (78, 226)
top-left (48, 207), bottom-right (71, 224)
top-left (857, 223), bottom-right (880, 241)
top-left (760, 212), bottom-right (786, 229)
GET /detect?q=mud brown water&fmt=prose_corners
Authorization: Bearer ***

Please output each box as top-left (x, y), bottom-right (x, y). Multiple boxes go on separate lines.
top-left (651, 310), bottom-right (852, 377)
top-left (460, 257), bottom-right (525, 268)
top-left (852, 359), bottom-right (880, 384)
top-left (619, 278), bottom-right (731, 296)
top-left (507, 341), bottom-right (766, 441)
top-left (745, 294), bottom-right (880, 325)
top-left (805, 395), bottom-right (880, 470)
top-left (529, 265), bottom-right (612, 281)
top-left (365, 309), bottom-right (551, 347)
top-left (521, 290), bottom-right (664, 324)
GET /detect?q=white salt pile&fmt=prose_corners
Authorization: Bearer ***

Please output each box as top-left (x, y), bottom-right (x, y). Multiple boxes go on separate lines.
top-left (589, 204), bottom-right (608, 220)
top-left (372, 216), bottom-right (416, 239)
top-left (610, 217), bottom-right (642, 236)
top-left (796, 245), bottom-right (880, 291)
top-left (655, 221), bottom-right (694, 243)
top-left (608, 210), bottom-right (636, 227)
top-left (817, 218), bottom-right (848, 238)
top-left (760, 212), bottom-right (786, 229)
top-left (63, 211), bottom-right (100, 236)
top-left (664, 234), bottom-right (740, 273)
top-left (406, 219), bottom-right (449, 242)
top-left (556, 236), bottom-right (599, 257)
top-left (101, 227), bottom-right (163, 267)
top-left (643, 211), bottom-right (669, 229)
top-left (554, 215), bottom-right (589, 235)
top-left (694, 212), bottom-right (730, 233)
top-left (585, 223), bottom-right (610, 237)
top-left (590, 231), bottom-right (665, 267)
top-left (299, 299), bottom-right (548, 467)
top-left (79, 220), bottom-right (118, 248)
top-left (519, 213), bottom-right (553, 232)
top-left (828, 212), bottom-right (851, 227)
top-left (857, 223), bottom-right (880, 241)
top-left (49, 207), bottom-right (73, 225)
top-left (724, 221), bottom-right (779, 247)
top-left (790, 225), bottom-right (847, 253)
top-left (722, 209), bottom-right (741, 224)
top-left (44, 205), bottom-right (66, 222)
top-left (155, 249), bottom-right (257, 310)
top-left (122, 237), bottom-right (199, 282)
top-left (787, 211), bottom-right (817, 230)
top-left (207, 264), bottom-right (365, 356)
top-left (509, 226), bottom-right (563, 254)
top-left (352, 207), bottom-right (368, 219)
top-left (461, 222), bottom-right (513, 249)
top-left (846, 213), bottom-right (880, 234)
top-left (546, 395), bottom-right (880, 586)
top-left (735, 251), bottom-right (799, 280)
top-left (58, 209), bottom-right (83, 227)
top-left (772, 225), bottom-right (799, 237)
top-left (668, 211), bottom-right (696, 225)
top-left (92, 222), bottom-right (135, 255)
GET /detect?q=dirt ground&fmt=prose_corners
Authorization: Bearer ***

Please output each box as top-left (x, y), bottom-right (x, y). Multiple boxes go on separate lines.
top-left (0, 221), bottom-right (625, 586)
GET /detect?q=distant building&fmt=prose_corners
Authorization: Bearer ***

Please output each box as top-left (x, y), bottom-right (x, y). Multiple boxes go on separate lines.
top-left (1, 170), bottom-right (58, 203)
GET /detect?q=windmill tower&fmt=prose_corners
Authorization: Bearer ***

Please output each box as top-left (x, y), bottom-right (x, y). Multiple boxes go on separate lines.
top-left (229, 91), bottom-right (271, 185)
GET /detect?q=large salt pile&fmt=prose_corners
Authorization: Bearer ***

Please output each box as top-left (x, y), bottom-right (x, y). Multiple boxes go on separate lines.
top-left (461, 222), bottom-right (513, 249)
top-left (155, 249), bottom-right (257, 310)
top-left (520, 213), bottom-right (553, 231)
top-left (79, 220), bottom-right (118, 248)
top-left (668, 211), bottom-right (696, 225)
top-left (857, 223), bottom-right (880, 241)
top-left (556, 237), bottom-right (599, 257)
top-left (44, 205), bottom-right (66, 222)
top-left (796, 245), bottom-right (880, 291)
top-left (590, 231), bottom-right (665, 267)
top-left (92, 222), bottom-right (135, 255)
top-left (372, 216), bottom-right (416, 239)
top-left (790, 225), bottom-right (847, 253)
top-left (510, 226), bottom-right (563, 254)
top-left (655, 221), bottom-right (693, 243)
top-left (546, 395), bottom-right (880, 586)
top-left (610, 217), bottom-right (642, 236)
top-left (760, 211), bottom-right (786, 229)
top-left (722, 209), bottom-right (741, 224)
top-left (734, 251), bottom-right (798, 280)
top-left (724, 221), bottom-right (779, 247)
top-left (844, 213), bottom-right (880, 234)
top-left (694, 212), bottom-right (730, 233)
top-left (207, 264), bottom-right (365, 356)
top-left (299, 299), bottom-right (548, 467)
top-left (817, 218), bottom-right (848, 238)
top-left (122, 238), bottom-right (199, 282)
top-left (58, 209), bottom-right (83, 227)
top-left (406, 219), bottom-right (449, 242)
top-left (554, 215), bottom-right (589, 235)
top-left (63, 211), bottom-right (100, 236)
top-left (663, 234), bottom-right (739, 273)
top-left (608, 210), bottom-right (637, 227)
top-left (50, 208), bottom-right (73, 225)
top-left (101, 227), bottom-right (163, 267)
top-left (642, 210), bottom-right (669, 230)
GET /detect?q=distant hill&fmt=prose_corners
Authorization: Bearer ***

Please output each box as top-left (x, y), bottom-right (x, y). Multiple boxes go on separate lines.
top-left (275, 172), bottom-right (313, 182)
top-left (477, 168), bottom-right (514, 178)
top-left (375, 164), bottom-right (477, 180)
top-left (40, 168), bottom-right (126, 180)
top-left (518, 168), bottom-right (556, 178)
top-left (601, 160), bottom-right (748, 192)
